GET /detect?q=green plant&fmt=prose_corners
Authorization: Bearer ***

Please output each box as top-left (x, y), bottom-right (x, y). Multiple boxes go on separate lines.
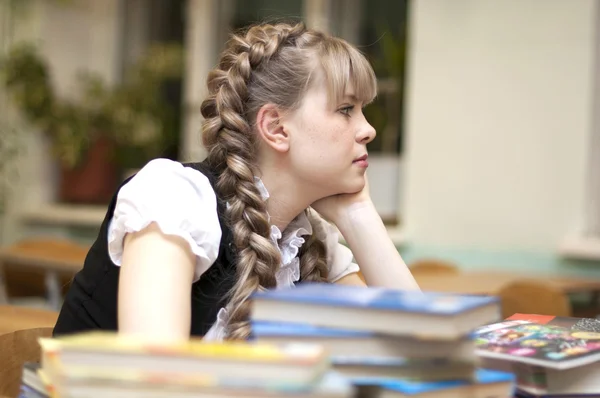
top-left (7, 0), bottom-right (77, 18)
top-left (1, 41), bottom-right (183, 169)
top-left (0, 123), bottom-right (22, 215)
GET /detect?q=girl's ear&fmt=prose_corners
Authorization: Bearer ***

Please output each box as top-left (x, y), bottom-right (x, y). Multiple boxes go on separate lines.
top-left (255, 103), bottom-right (290, 153)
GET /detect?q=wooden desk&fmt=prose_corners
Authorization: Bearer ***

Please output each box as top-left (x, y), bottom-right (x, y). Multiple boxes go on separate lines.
top-left (0, 238), bottom-right (87, 309)
top-left (0, 239), bottom-right (86, 274)
top-left (415, 271), bottom-right (600, 296)
top-left (0, 305), bottom-right (58, 335)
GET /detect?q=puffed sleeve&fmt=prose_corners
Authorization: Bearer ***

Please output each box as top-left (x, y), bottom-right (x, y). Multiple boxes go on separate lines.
top-left (312, 214), bottom-right (361, 282)
top-left (107, 158), bottom-right (222, 282)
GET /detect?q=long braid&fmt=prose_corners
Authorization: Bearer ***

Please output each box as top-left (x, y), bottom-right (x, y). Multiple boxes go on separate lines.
top-left (299, 209), bottom-right (329, 282)
top-left (201, 24), bottom-right (314, 340)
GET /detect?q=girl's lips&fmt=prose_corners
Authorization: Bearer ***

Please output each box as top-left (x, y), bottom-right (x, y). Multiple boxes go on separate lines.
top-left (353, 155), bottom-right (369, 168)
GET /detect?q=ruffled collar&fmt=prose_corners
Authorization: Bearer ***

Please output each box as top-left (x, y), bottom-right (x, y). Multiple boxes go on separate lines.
top-left (253, 177), bottom-right (313, 265)
top-left (250, 176), bottom-right (313, 290)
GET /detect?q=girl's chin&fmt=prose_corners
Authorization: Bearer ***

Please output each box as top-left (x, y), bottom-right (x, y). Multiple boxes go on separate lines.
top-left (338, 178), bottom-right (366, 195)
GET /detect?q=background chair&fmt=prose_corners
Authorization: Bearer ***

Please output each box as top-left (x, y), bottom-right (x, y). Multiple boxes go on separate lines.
top-left (497, 279), bottom-right (571, 319)
top-left (0, 327), bottom-right (53, 397)
top-left (409, 258), bottom-right (460, 276)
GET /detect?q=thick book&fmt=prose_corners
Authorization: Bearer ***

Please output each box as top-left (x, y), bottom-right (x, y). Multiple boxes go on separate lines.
top-left (41, 371), bottom-right (354, 398)
top-left (331, 356), bottom-right (476, 382)
top-left (250, 283), bottom-right (500, 339)
top-left (39, 331), bottom-right (328, 388)
top-left (251, 320), bottom-right (477, 362)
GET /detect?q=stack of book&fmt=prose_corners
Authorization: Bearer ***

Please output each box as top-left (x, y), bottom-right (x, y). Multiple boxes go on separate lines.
top-left (474, 313), bottom-right (600, 397)
top-left (21, 331), bottom-right (354, 398)
top-left (249, 283), bottom-right (516, 397)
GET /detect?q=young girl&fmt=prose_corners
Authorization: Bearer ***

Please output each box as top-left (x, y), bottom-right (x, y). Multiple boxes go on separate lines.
top-left (53, 22), bottom-right (420, 342)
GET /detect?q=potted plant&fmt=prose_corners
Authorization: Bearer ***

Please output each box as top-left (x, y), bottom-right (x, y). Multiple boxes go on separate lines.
top-left (0, 123), bottom-right (22, 244)
top-left (1, 42), bottom-right (183, 204)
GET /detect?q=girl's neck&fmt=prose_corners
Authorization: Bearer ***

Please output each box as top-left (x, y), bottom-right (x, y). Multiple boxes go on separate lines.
top-left (256, 169), bottom-right (317, 232)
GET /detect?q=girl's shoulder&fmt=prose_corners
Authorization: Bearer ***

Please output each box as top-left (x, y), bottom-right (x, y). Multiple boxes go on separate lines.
top-left (108, 158), bottom-right (224, 281)
top-left (116, 157), bottom-right (221, 225)
top-left (131, 158), bottom-right (215, 191)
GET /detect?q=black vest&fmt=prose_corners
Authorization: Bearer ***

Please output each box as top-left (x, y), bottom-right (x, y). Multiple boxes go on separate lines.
top-left (53, 161), bottom-right (238, 337)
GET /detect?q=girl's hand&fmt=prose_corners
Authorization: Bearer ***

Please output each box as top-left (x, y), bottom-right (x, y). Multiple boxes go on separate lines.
top-left (311, 176), bottom-right (373, 225)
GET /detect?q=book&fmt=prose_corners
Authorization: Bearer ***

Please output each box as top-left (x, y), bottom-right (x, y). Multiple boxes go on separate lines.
top-left (330, 357), bottom-right (476, 382)
top-left (251, 283), bottom-right (500, 340)
top-left (352, 368), bottom-right (515, 398)
top-left (47, 370), bottom-right (354, 398)
top-left (20, 362), bottom-right (49, 398)
top-left (17, 384), bottom-right (48, 398)
top-left (474, 313), bottom-right (600, 396)
top-left (39, 331), bottom-right (329, 388)
top-left (474, 313), bottom-right (600, 370)
top-left (251, 321), bottom-right (477, 362)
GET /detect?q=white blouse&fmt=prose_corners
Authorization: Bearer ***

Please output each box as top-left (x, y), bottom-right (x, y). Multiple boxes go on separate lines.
top-left (106, 158), bottom-right (360, 340)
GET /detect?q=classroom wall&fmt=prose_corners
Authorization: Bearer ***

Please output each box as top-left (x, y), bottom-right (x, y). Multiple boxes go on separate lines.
top-left (402, 0), bottom-right (600, 275)
top-left (4, 0), bottom-right (600, 280)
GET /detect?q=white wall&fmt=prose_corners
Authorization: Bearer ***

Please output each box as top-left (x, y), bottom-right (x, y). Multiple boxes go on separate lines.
top-left (403, 0), bottom-right (596, 252)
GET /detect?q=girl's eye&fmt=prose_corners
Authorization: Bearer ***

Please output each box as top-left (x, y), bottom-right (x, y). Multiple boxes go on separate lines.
top-left (339, 105), bottom-right (354, 116)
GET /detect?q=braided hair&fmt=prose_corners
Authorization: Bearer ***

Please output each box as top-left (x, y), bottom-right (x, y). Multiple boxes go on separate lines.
top-left (200, 22), bottom-right (377, 339)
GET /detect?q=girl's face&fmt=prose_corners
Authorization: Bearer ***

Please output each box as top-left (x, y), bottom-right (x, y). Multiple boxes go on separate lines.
top-left (282, 82), bottom-right (376, 199)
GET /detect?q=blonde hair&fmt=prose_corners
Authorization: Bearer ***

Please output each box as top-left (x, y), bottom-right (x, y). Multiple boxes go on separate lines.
top-left (200, 22), bottom-right (377, 339)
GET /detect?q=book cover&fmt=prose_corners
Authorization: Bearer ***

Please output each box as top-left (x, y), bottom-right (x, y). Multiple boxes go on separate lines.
top-left (474, 314), bottom-right (600, 369)
top-left (252, 283), bottom-right (498, 315)
top-left (352, 368), bottom-right (514, 395)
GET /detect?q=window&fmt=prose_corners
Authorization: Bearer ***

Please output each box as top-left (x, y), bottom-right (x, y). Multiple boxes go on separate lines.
top-left (331, 0), bottom-right (409, 155)
top-left (120, 0), bottom-right (186, 168)
top-left (219, 0), bottom-right (304, 48)
top-left (231, 0), bottom-right (303, 28)
top-left (329, 0), bottom-right (409, 225)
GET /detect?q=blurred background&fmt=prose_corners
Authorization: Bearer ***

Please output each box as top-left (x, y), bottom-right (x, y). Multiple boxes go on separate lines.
top-left (1, 0), bottom-right (600, 320)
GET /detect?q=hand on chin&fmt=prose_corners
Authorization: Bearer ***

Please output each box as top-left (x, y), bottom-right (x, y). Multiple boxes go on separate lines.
top-left (310, 175), bottom-right (372, 224)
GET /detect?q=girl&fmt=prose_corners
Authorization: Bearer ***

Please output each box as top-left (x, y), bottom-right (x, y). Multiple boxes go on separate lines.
top-left (53, 22), bottom-right (420, 342)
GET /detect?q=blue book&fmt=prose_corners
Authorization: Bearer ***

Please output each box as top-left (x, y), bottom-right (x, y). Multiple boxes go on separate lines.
top-left (251, 320), bottom-right (372, 338)
top-left (353, 368), bottom-right (515, 397)
top-left (251, 283), bottom-right (500, 339)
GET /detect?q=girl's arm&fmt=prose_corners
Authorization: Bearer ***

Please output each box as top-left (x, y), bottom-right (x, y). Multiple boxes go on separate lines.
top-left (118, 222), bottom-right (196, 342)
top-left (334, 272), bottom-right (367, 286)
top-left (335, 201), bottom-right (420, 290)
